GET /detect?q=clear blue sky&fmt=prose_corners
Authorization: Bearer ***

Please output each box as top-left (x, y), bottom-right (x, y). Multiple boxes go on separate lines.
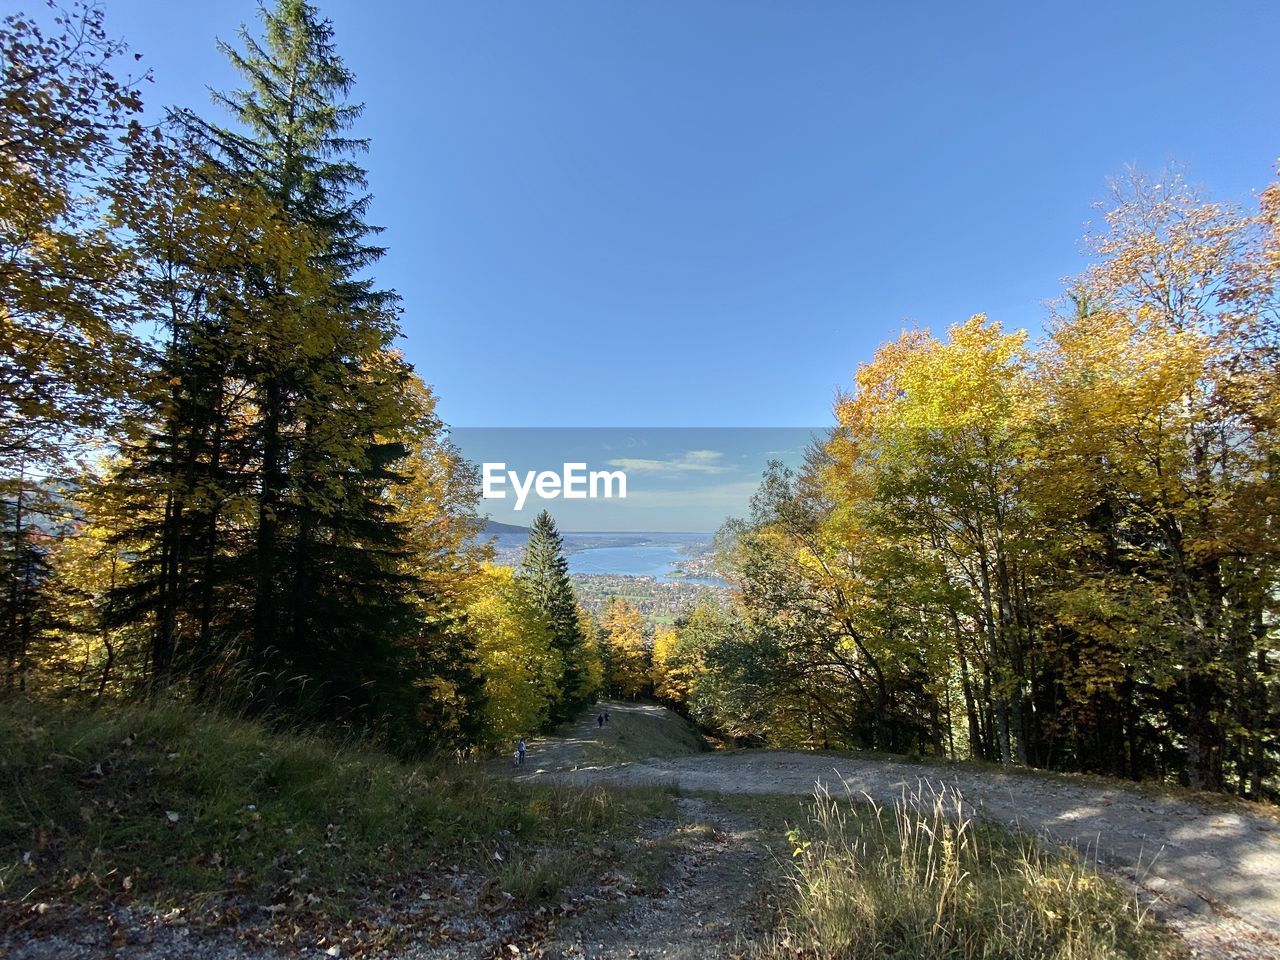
top-left (102, 0), bottom-right (1279, 428)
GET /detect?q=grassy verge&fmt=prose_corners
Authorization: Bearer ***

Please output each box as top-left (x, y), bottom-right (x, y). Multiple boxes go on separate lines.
top-left (579, 701), bottom-right (708, 766)
top-left (0, 698), bottom-right (673, 940)
top-left (738, 786), bottom-right (1176, 960)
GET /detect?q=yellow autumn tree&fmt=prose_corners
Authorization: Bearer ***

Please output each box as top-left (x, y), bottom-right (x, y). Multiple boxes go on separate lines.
top-left (464, 565), bottom-right (563, 745)
top-left (650, 625), bottom-right (685, 705)
top-left (390, 373), bottom-right (491, 606)
top-left (577, 605), bottom-right (605, 702)
top-left (819, 316), bottom-right (1039, 761)
top-left (1036, 170), bottom-right (1268, 790)
top-left (600, 598), bottom-right (650, 700)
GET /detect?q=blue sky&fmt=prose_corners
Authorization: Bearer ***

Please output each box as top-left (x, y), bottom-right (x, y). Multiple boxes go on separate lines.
top-left (102, 1), bottom-right (1278, 429)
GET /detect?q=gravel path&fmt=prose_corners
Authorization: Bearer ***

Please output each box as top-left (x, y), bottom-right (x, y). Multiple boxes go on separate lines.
top-left (536, 795), bottom-right (773, 959)
top-left (522, 742), bottom-right (1280, 959)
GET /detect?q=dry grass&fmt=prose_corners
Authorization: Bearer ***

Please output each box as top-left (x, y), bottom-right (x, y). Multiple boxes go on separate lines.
top-left (757, 783), bottom-right (1176, 960)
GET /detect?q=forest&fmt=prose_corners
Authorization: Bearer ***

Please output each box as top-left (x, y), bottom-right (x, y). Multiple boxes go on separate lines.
top-left (3, 0), bottom-right (1278, 800)
top-left (656, 180), bottom-right (1280, 797)
top-left (1, 1), bottom-right (605, 753)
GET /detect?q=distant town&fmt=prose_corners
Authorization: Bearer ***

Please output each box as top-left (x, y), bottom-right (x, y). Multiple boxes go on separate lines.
top-left (572, 573), bottom-right (730, 623)
top-left (481, 520), bottom-right (732, 622)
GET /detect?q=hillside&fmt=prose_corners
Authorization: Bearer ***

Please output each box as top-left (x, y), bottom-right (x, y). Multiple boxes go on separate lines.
top-left (0, 700), bottom-right (673, 958)
top-left (5, 699), bottom-right (1243, 958)
top-left (514, 701), bottom-right (709, 773)
top-left (481, 518), bottom-right (530, 538)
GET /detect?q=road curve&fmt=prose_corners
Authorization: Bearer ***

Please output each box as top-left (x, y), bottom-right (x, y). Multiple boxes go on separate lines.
top-left (520, 739), bottom-right (1280, 959)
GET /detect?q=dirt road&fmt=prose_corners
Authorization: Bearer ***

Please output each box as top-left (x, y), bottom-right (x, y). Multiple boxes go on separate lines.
top-left (16, 705), bottom-right (1273, 959)
top-left (518, 704), bottom-right (1280, 959)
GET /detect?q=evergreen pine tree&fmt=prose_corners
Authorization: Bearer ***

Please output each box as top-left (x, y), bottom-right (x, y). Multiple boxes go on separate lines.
top-left (520, 511), bottom-right (589, 722)
top-left (136, 0), bottom-right (478, 739)
top-left (106, 149), bottom-right (276, 694)
top-left (1, 484), bottom-right (60, 690)
top-left (186, 0), bottom-right (402, 680)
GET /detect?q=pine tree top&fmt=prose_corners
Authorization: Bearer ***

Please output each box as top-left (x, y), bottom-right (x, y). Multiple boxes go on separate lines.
top-left (190, 0), bottom-right (389, 287)
top-left (521, 510), bottom-right (569, 582)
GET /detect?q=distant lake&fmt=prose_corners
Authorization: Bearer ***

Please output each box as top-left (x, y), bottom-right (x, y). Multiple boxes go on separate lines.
top-left (566, 543), bottom-right (726, 586)
top-left (485, 527), bottom-right (730, 586)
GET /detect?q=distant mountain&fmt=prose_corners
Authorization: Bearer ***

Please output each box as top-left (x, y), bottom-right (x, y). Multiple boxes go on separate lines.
top-left (481, 518), bottom-right (530, 538)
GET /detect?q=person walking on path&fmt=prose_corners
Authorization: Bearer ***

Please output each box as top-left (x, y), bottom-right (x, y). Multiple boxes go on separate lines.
top-left (597, 713), bottom-right (604, 728)
top-left (604, 709), bottom-right (610, 724)
top-left (517, 738), bottom-right (526, 766)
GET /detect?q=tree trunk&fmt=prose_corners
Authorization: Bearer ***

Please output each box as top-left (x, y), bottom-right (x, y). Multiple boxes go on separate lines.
top-left (253, 378), bottom-right (284, 674)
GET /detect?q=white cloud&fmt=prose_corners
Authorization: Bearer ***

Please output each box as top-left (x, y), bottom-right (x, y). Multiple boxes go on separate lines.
top-left (605, 449), bottom-right (729, 474)
top-left (616, 480), bottom-right (760, 509)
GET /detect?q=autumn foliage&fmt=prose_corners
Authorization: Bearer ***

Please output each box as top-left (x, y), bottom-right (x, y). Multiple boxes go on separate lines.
top-left (660, 171), bottom-right (1280, 796)
top-left (1, 4), bottom-right (1276, 792)
top-left (0, 3), bottom-right (601, 752)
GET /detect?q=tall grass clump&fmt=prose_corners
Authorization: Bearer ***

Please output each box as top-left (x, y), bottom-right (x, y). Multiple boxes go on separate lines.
top-left (766, 784), bottom-right (1173, 960)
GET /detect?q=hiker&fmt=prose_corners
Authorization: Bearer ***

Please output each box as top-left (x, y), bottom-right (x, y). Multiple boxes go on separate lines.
top-left (597, 713), bottom-right (604, 728)
top-left (517, 738), bottom-right (526, 765)
top-left (604, 709), bottom-right (610, 724)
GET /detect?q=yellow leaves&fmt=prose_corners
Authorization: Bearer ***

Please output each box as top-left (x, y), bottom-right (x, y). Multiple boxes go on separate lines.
top-left (387, 374), bottom-right (488, 600)
top-left (824, 315), bottom-right (1036, 557)
top-left (601, 598), bottom-right (650, 699)
top-left (1047, 307), bottom-right (1210, 434)
top-left (651, 625), bottom-right (687, 704)
top-left (834, 316), bottom-right (1031, 453)
top-left (577, 605), bottom-right (606, 698)
top-left (463, 565), bottom-right (562, 744)
top-left (896, 316), bottom-right (1029, 431)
